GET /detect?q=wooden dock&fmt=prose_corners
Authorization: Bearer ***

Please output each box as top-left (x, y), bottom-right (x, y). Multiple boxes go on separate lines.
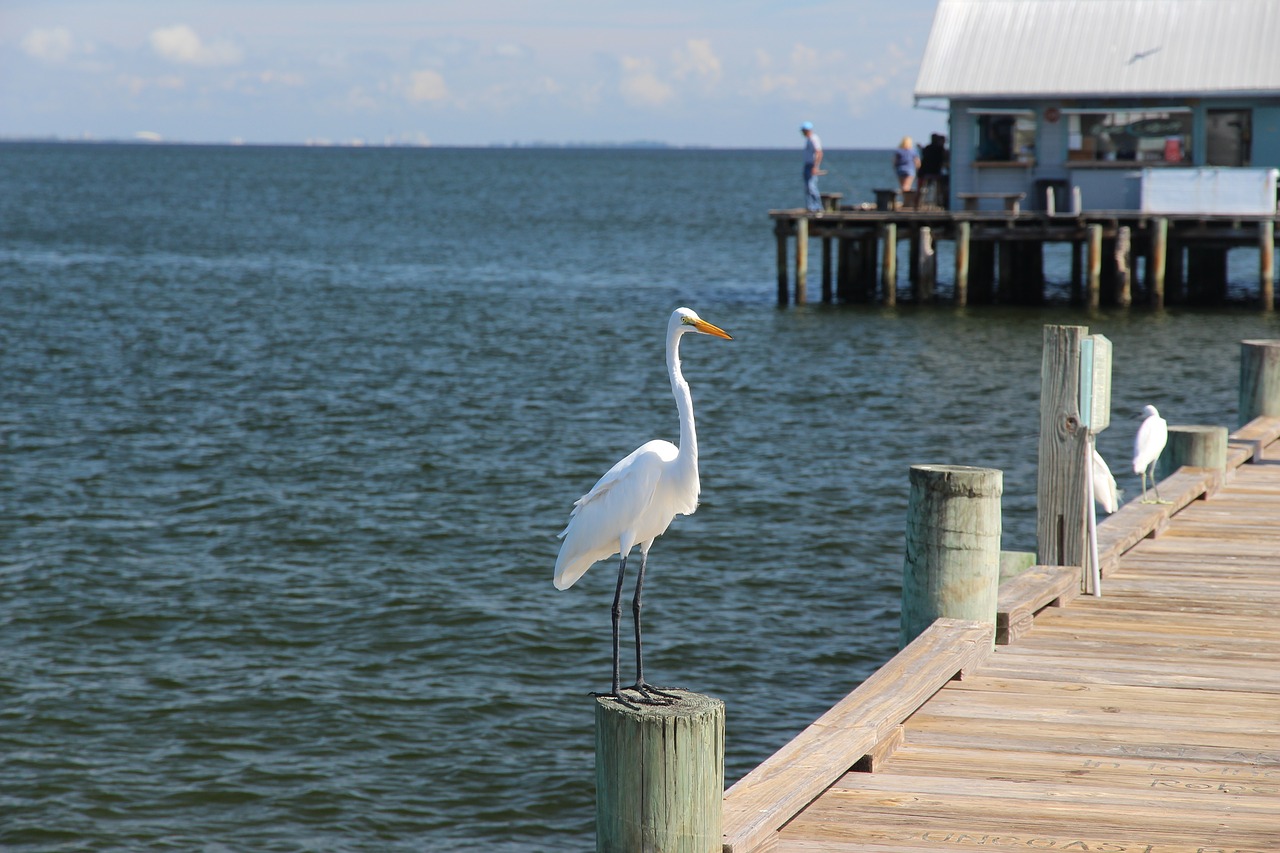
top-left (722, 417), bottom-right (1280, 853)
top-left (771, 206), bottom-right (1279, 310)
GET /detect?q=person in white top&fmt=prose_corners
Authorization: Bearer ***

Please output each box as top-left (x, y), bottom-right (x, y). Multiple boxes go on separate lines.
top-left (801, 121), bottom-right (823, 212)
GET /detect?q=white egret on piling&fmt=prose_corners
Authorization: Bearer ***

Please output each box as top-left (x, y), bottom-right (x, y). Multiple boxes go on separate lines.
top-left (554, 307), bottom-right (732, 701)
top-left (1133, 404), bottom-right (1169, 504)
top-left (1091, 446), bottom-right (1118, 514)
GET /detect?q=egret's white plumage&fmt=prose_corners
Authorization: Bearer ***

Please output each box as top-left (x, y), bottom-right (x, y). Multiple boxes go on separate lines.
top-left (1133, 404), bottom-right (1169, 504)
top-left (1091, 446), bottom-right (1118, 514)
top-left (554, 307), bottom-right (731, 698)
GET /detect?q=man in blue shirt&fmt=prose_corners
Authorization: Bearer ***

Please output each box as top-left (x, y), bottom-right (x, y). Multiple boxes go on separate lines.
top-left (801, 122), bottom-right (823, 212)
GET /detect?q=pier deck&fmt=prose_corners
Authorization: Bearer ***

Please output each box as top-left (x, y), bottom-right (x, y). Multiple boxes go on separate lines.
top-left (724, 420), bottom-right (1280, 853)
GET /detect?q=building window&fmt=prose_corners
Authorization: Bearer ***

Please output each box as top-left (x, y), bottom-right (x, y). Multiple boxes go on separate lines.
top-left (1067, 110), bottom-right (1192, 164)
top-left (973, 113), bottom-right (1036, 163)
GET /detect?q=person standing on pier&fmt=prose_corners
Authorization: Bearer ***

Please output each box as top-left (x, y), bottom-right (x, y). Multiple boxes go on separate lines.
top-left (801, 121), bottom-right (823, 212)
top-left (893, 136), bottom-right (920, 194)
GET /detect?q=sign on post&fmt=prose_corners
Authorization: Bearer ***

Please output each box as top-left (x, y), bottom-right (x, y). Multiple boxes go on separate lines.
top-left (1079, 334), bottom-right (1112, 434)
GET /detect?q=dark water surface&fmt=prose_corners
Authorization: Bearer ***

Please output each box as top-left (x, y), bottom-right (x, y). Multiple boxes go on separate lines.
top-left (2, 143), bottom-right (1276, 851)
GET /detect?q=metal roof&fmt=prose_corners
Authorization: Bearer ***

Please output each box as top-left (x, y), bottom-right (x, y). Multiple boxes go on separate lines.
top-left (915, 0), bottom-right (1280, 100)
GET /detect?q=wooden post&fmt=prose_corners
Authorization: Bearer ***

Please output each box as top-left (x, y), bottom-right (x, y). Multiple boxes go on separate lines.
top-left (596, 691), bottom-right (724, 853)
top-left (1070, 240), bottom-right (1082, 304)
top-left (915, 226), bottom-right (936, 302)
top-left (775, 220), bottom-right (789, 307)
top-left (1239, 339), bottom-right (1280, 426)
top-left (1085, 224), bottom-right (1102, 309)
top-left (1157, 425), bottom-right (1228, 481)
top-left (1261, 219), bottom-right (1275, 312)
top-left (1115, 226), bottom-right (1132, 307)
top-left (821, 236), bottom-right (833, 304)
top-left (1037, 325), bottom-right (1089, 578)
top-left (997, 241), bottom-right (1015, 303)
top-left (1150, 217), bottom-right (1167, 309)
top-left (881, 222), bottom-right (897, 306)
top-left (794, 217), bottom-right (808, 305)
top-left (901, 465), bottom-right (1002, 649)
top-left (954, 221), bottom-right (970, 306)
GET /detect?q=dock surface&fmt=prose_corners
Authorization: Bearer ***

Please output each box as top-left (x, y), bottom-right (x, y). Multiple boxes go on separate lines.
top-left (725, 424), bottom-right (1280, 853)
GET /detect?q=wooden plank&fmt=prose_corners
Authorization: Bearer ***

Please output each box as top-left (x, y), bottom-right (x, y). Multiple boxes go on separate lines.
top-left (721, 619), bottom-right (993, 853)
top-left (994, 564), bottom-right (1080, 644)
top-left (1228, 414), bottom-right (1280, 463)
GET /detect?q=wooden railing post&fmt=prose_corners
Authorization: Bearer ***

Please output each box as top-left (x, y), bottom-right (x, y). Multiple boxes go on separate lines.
top-left (900, 465), bottom-right (1002, 649)
top-left (1239, 339), bottom-right (1280, 426)
top-left (1037, 325), bottom-right (1090, 574)
top-left (596, 691), bottom-right (724, 853)
top-left (1158, 425), bottom-right (1228, 481)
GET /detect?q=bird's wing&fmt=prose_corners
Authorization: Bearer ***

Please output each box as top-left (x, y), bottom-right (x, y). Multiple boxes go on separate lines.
top-left (1091, 447), bottom-right (1118, 514)
top-left (554, 441), bottom-right (676, 590)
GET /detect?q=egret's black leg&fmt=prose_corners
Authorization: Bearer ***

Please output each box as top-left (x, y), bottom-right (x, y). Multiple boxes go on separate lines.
top-left (628, 550), bottom-right (678, 704)
top-left (609, 554), bottom-right (627, 697)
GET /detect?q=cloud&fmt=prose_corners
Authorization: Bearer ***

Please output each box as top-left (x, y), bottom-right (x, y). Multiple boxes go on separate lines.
top-left (21, 27), bottom-right (75, 63)
top-left (619, 56), bottom-right (673, 107)
top-left (672, 39), bottom-right (721, 85)
top-left (406, 69), bottom-right (449, 103)
top-left (150, 24), bottom-right (243, 66)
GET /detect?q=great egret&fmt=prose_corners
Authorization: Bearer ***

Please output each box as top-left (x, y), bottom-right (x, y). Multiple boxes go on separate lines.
top-left (554, 307), bottom-right (732, 700)
top-left (1091, 446), bottom-right (1118, 514)
top-left (1133, 404), bottom-right (1169, 504)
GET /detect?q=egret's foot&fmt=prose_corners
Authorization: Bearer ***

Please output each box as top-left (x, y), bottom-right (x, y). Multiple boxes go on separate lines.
top-left (1140, 497), bottom-right (1173, 505)
top-left (592, 688), bottom-right (641, 710)
top-left (627, 681), bottom-right (683, 704)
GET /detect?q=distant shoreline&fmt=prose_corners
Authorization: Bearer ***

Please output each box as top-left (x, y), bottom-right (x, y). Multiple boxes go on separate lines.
top-left (0, 137), bottom-right (888, 153)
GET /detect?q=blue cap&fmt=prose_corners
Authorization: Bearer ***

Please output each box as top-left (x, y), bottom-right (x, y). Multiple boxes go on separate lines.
top-left (800, 121), bottom-right (814, 131)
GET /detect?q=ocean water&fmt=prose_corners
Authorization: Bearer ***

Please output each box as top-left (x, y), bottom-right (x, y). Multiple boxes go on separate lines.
top-left (1, 142), bottom-right (1277, 851)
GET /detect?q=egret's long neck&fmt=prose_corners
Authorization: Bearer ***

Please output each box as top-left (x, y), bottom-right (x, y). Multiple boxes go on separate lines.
top-left (667, 330), bottom-right (697, 466)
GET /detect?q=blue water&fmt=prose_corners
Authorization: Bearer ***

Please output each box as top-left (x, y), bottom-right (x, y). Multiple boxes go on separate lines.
top-left (2, 142), bottom-right (1277, 851)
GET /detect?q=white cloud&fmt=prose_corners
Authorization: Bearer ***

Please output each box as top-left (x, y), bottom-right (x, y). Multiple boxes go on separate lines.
top-left (407, 69), bottom-right (449, 103)
top-left (150, 24), bottom-right (243, 67)
top-left (673, 39), bottom-right (721, 85)
top-left (21, 27), bottom-right (75, 63)
top-left (619, 56), bottom-right (673, 107)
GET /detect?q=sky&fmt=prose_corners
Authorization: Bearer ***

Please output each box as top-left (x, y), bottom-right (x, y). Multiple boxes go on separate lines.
top-left (1, 1), bottom-right (949, 149)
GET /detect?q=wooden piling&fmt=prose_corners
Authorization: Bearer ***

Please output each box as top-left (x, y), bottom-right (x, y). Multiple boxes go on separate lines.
top-left (1085, 224), bottom-right (1102, 309)
top-left (915, 226), bottom-right (936, 302)
top-left (794, 217), bottom-right (808, 306)
top-left (1239, 339), bottom-right (1280, 426)
top-left (1115, 226), bottom-right (1132, 307)
top-left (1150, 217), bottom-right (1167, 309)
top-left (1157, 425), bottom-right (1228, 482)
top-left (595, 690), bottom-right (724, 853)
top-left (954, 221), bottom-right (970, 306)
top-left (1261, 219), bottom-right (1275, 312)
top-left (900, 464), bottom-right (1002, 649)
top-left (881, 222), bottom-right (897, 306)
top-left (821, 236), bottom-right (833, 304)
top-left (1037, 325), bottom-right (1089, 579)
top-left (774, 220), bottom-right (789, 307)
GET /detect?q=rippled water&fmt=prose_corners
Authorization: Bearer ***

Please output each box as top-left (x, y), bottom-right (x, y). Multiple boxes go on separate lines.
top-left (2, 142), bottom-right (1277, 851)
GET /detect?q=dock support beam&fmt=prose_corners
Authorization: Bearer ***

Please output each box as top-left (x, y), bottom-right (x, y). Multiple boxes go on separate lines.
top-left (774, 220), bottom-right (789, 307)
top-left (794, 217), bottom-right (808, 306)
top-left (1085, 225), bottom-right (1102, 309)
top-left (954, 221), bottom-right (970, 306)
top-left (1115, 226), bottom-right (1132, 307)
top-left (1150, 218), bottom-right (1167, 309)
top-left (596, 691), bottom-right (724, 853)
top-left (821, 235), bottom-right (833, 304)
top-left (1261, 220), bottom-right (1275, 312)
top-left (881, 223), bottom-right (897, 306)
top-left (901, 464), bottom-right (1002, 649)
top-left (1239, 339), bottom-right (1280, 426)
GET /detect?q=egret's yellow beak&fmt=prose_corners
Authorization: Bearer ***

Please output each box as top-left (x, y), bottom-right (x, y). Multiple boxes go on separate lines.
top-left (693, 318), bottom-right (732, 340)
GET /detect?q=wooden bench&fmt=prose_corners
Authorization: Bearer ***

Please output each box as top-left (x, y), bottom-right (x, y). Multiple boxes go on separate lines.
top-left (958, 191), bottom-right (1026, 213)
top-left (819, 191), bottom-right (843, 212)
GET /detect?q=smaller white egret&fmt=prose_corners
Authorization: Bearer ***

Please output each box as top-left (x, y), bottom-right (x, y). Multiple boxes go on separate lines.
top-left (554, 307), bottom-right (732, 702)
top-left (1133, 404), bottom-right (1169, 504)
top-left (1091, 446), bottom-right (1118, 514)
